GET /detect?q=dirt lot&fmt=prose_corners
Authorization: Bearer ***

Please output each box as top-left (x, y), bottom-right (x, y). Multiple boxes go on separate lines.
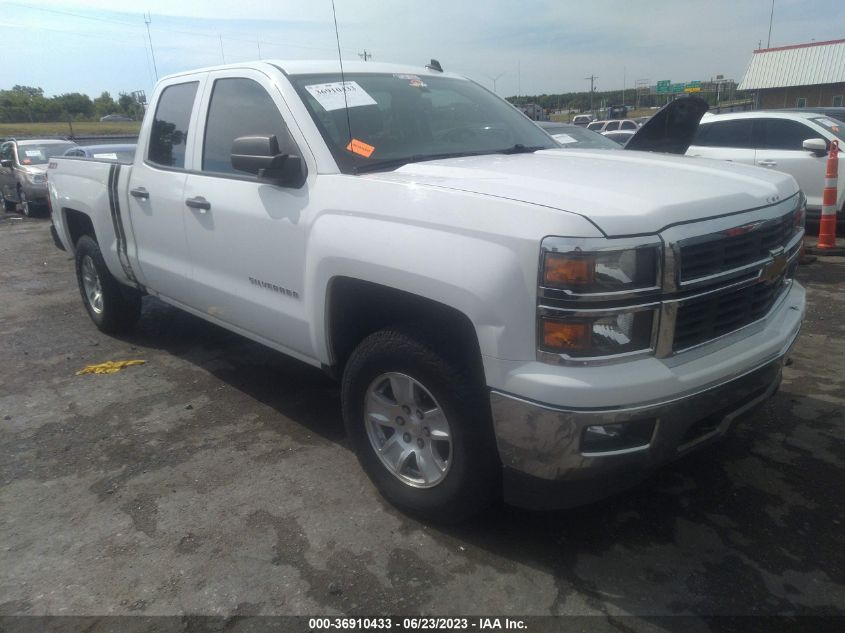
top-left (1, 213), bottom-right (843, 623)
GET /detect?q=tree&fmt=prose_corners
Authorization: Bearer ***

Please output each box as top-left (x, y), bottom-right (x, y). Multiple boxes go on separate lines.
top-left (54, 92), bottom-right (95, 120)
top-left (117, 92), bottom-right (144, 120)
top-left (93, 91), bottom-right (118, 118)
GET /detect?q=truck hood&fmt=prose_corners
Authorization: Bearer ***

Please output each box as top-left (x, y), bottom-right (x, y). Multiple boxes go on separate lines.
top-left (367, 150), bottom-right (798, 236)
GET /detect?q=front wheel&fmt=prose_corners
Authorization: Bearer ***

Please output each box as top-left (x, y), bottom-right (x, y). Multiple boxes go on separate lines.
top-left (74, 235), bottom-right (142, 334)
top-left (2, 190), bottom-right (15, 212)
top-left (19, 189), bottom-right (32, 217)
top-left (341, 326), bottom-right (499, 522)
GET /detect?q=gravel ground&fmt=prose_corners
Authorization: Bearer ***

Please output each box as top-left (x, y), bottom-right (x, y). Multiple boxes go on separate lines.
top-left (0, 213), bottom-right (843, 625)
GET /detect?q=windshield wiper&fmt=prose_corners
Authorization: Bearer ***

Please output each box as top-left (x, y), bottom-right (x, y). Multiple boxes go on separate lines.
top-left (498, 144), bottom-right (547, 154)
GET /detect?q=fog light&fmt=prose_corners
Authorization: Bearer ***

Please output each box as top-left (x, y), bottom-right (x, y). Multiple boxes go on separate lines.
top-left (581, 419), bottom-right (656, 454)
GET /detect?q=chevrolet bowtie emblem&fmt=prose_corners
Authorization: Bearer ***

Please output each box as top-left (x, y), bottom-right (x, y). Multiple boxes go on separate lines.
top-left (760, 247), bottom-right (787, 284)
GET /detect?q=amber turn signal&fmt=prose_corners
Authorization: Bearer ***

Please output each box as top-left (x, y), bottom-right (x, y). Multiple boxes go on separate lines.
top-left (541, 319), bottom-right (592, 351)
top-left (544, 253), bottom-right (594, 286)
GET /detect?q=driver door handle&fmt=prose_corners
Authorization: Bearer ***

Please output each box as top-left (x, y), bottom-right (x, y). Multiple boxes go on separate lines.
top-left (185, 196), bottom-right (211, 212)
top-left (129, 187), bottom-right (149, 199)
top-left (758, 160), bottom-right (777, 167)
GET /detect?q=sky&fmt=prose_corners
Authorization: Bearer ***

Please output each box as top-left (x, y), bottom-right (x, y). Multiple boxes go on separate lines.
top-left (1, 0), bottom-right (843, 99)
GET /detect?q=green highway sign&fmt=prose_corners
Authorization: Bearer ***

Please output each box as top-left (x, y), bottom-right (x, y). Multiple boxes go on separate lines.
top-left (671, 83), bottom-right (685, 93)
top-left (684, 80), bottom-right (702, 93)
top-left (656, 80), bottom-right (671, 94)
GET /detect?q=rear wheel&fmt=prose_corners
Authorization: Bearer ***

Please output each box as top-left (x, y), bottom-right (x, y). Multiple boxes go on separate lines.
top-left (74, 235), bottom-right (141, 333)
top-left (341, 326), bottom-right (499, 522)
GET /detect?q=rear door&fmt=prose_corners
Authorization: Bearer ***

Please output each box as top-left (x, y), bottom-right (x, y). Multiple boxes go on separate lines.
top-left (754, 118), bottom-right (829, 209)
top-left (125, 77), bottom-right (205, 301)
top-left (686, 118), bottom-right (756, 165)
top-left (180, 68), bottom-right (315, 356)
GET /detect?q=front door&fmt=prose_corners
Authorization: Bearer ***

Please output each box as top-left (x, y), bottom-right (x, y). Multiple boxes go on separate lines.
top-left (181, 70), bottom-right (314, 357)
top-left (755, 118), bottom-right (829, 210)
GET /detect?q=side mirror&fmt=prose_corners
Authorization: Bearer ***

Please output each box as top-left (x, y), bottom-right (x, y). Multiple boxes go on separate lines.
top-left (231, 135), bottom-right (307, 188)
top-left (802, 138), bottom-right (828, 155)
top-left (0, 159), bottom-right (12, 168)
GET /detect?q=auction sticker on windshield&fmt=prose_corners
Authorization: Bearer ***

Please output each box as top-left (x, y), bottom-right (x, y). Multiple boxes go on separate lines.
top-left (553, 134), bottom-right (577, 144)
top-left (305, 81), bottom-right (377, 111)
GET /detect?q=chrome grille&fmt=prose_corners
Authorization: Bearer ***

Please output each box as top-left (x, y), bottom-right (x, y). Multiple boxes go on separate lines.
top-left (664, 196), bottom-right (804, 354)
top-left (673, 272), bottom-right (791, 351)
top-left (679, 209), bottom-right (795, 283)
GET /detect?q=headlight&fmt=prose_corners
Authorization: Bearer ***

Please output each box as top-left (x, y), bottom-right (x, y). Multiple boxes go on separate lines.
top-left (538, 236), bottom-right (662, 363)
top-left (26, 173), bottom-right (46, 185)
top-left (543, 245), bottom-right (660, 295)
top-left (539, 307), bottom-right (657, 359)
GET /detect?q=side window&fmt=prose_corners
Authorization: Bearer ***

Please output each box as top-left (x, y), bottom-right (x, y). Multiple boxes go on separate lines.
top-left (700, 119), bottom-right (754, 148)
top-left (605, 121), bottom-right (620, 131)
top-left (691, 123), bottom-right (710, 146)
top-left (202, 78), bottom-right (297, 175)
top-left (148, 82), bottom-right (198, 169)
top-left (758, 119), bottom-right (816, 150)
top-left (0, 143), bottom-right (12, 161)
top-left (621, 120), bottom-right (637, 130)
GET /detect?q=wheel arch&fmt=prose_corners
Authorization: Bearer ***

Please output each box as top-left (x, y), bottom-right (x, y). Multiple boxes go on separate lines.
top-left (324, 276), bottom-right (486, 386)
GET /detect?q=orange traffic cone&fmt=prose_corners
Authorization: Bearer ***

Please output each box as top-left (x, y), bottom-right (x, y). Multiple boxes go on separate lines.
top-left (817, 139), bottom-right (840, 249)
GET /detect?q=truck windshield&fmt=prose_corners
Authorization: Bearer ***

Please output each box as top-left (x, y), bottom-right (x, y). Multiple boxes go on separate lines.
top-left (288, 72), bottom-right (557, 173)
top-left (17, 143), bottom-right (77, 165)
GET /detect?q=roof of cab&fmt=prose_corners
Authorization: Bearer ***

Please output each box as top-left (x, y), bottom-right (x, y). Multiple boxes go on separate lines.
top-left (159, 59), bottom-right (467, 82)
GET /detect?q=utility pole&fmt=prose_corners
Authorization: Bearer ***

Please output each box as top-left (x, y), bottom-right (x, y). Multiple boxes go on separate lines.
top-left (486, 72), bottom-right (505, 95)
top-left (622, 66), bottom-right (626, 106)
top-left (257, 37), bottom-right (262, 60)
top-left (359, 50), bottom-right (373, 61)
top-left (767, 0), bottom-right (774, 48)
top-left (219, 34), bottom-right (226, 63)
top-left (584, 75), bottom-right (598, 116)
top-left (143, 12), bottom-right (158, 81)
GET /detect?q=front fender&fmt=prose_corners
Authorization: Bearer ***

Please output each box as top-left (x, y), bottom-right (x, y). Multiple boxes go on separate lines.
top-left (305, 214), bottom-right (540, 364)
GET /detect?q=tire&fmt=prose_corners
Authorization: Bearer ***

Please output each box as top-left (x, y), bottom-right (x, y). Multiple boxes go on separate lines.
top-left (18, 188), bottom-right (33, 217)
top-left (74, 235), bottom-right (142, 334)
top-left (1, 191), bottom-right (15, 212)
top-left (341, 325), bottom-right (499, 522)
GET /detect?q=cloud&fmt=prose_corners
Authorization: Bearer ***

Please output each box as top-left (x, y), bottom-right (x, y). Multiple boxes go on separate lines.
top-left (3, 0), bottom-right (844, 98)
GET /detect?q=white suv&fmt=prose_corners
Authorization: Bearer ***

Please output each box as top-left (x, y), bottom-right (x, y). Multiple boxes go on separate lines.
top-left (687, 111), bottom-right (845, 226)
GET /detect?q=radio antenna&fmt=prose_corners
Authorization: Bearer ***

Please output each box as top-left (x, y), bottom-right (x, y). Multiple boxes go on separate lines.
top-left (331, 0), bottom-right (353, 146)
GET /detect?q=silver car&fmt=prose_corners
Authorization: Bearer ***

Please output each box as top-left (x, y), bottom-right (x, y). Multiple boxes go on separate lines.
top-left (0, 139), bottom-right (78, 216)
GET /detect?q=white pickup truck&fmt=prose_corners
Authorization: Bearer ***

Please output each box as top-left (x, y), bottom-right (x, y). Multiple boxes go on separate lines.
top-left (48, 61), bottom-right (806, 521)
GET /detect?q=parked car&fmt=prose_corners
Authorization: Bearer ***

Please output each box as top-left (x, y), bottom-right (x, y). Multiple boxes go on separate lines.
top-left (602, 130), bottom-right (637, 146)
top-left (571, 114), bottom-right (593, 127)
top-left (64, 144), bottom-right (137, 162)
top-left (99, 114), bottom-right (133, 122)
top-left (0, 139), bottom-right (78, 216)
top-left (772, 107), bottom-right (845, 123)
top-left (587, 119), bottom-right (640, 133)
top-left (48, 61), bottom-right (805, 521)
top-left (687, 111), bottom-right (845, 228)
top-left (536, 122), bottom-right (619, 149)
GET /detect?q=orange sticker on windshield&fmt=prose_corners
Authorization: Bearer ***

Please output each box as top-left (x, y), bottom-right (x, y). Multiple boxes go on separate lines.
top-left (346, 138), bottom-right (375, 158)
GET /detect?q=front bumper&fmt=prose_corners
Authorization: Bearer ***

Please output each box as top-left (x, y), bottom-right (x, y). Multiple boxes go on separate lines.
top-left (489, 281), bottom-right (804, 510)
top-left (20, 181), bottom-right (48, 203)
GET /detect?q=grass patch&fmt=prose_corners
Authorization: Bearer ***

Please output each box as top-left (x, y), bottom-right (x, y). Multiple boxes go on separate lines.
top-left (0, 121), bottom-right (141, 137)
